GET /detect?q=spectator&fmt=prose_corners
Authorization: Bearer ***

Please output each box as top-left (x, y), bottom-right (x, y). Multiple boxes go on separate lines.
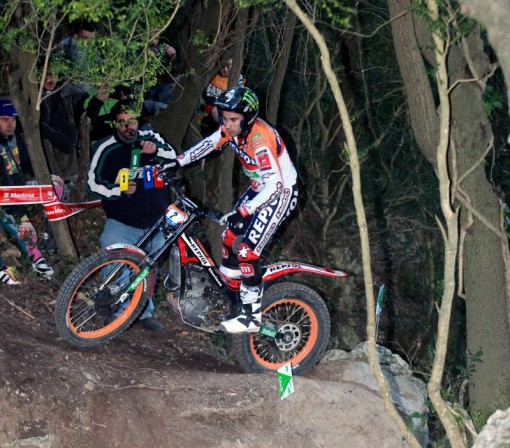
top-left (142, 38), bottom-right (178, 116)
top-left (75, 84), bottom-right (133, 146)
top-left (40, 70), bottom-right (79, 201)
top-left (87, 101), bottom-right (178, 331)
top-left (198, 55), bottom-right (245, 137)
top-left (0, 256), bottom-right (20, 285)
top-left (0, 99), bottom-right (55, 280)
top-left (57, 19), bottom-right (97, 117)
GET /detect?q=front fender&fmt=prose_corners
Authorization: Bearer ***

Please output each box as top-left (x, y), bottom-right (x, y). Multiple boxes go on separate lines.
top-left (105, 243), bottom-right (147, 258)
top-left (262, 261), bottom-right (348, 282)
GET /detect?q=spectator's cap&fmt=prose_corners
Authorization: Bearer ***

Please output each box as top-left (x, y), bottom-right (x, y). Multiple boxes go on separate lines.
top-left (0, 99), bottom-right (18, 117)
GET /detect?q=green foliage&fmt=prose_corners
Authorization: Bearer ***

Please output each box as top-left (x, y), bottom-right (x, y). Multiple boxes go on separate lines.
top-left (469, 407), bottom-right (491, 433)
top-left (237, 0), bottom-right (356, 28)
top-left (420, 347), bottom-right (483, 445)
top-left (235, 0), bottom-right (280, 11)
top-left (0, 0), bottom-right (181, 108)
top-left (504, 205), bottom-right (510, 238)
top-left (412, 0), bottom-right (478, 47)
top-left (452, 349), bottom-right (482, 395)
top-left (404, 411), bottom-right (429, 442)
top-left (319, 0), bottom-right (356, 29)
top-left (190, 29), bottom-right (214, 55)
top-left (483, 84), bottom-right (504, 118)
top-left (208, 331), bottom-right (236, 365)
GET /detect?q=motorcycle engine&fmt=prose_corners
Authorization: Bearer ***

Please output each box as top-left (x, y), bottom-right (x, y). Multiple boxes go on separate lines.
top-left (179, 264), bottom-right (225, 327)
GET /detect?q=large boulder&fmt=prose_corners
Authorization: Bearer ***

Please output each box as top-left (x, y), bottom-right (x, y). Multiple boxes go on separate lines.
top-left (306, 342), bottom-right (429, 446)
top-left (473, 408), bottom-right (510, 448)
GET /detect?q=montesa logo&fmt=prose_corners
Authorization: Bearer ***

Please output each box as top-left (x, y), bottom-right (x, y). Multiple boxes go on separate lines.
top-left (129, 267), bottom-right (150, 290)
top-left (183, 235), bottom-right (211, 267)
top-left (10, 192), bottom-right (36, 199)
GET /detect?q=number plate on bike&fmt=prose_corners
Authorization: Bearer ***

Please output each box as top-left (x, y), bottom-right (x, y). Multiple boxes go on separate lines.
top-left (165, 204), bottom-right (188, 226)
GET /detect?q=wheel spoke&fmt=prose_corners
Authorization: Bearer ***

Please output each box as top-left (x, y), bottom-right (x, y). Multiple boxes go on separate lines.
top-left (70, 302), bottom-right (97, 330)
top-left (252, 299), bottom-right (314, 365)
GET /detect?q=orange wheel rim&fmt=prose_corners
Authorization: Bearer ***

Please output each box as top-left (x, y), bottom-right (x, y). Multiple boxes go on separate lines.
top-left (67, 259), bottom-right (144, 339)
top-left (249, 298), bottom-right (319, 370)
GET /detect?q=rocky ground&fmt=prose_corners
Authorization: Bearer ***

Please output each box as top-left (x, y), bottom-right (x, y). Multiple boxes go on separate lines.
top-left (0, 271), bottom-right (410, 448)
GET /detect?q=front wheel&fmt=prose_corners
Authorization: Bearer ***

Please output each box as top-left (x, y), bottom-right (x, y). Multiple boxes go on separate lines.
top-left (54, 249), bottom-right (151, 348)
top-left (232, 282), bottom-right (331, 375)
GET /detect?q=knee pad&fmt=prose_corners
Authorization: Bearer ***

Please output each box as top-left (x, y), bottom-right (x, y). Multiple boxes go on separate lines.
top-left (222, 228), bottom-right (237, 250)
top-left (237, 243), bottom-right (262, 286)
top-left (221, 228), bottom-right (240, 268)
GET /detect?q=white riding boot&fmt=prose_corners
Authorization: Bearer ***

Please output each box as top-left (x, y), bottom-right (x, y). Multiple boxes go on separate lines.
top-left (220, 283), bottom-right (263, 334)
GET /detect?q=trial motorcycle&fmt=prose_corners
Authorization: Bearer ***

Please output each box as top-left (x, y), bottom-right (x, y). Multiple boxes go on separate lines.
top-left (54, 165), bottom-right (348, 375)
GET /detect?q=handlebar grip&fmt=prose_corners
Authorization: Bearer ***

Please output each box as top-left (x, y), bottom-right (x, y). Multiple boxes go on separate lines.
top-left (157, 163), bottom-right (182, 190)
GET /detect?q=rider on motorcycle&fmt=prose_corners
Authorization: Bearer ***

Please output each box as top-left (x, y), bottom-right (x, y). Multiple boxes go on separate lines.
top-left (176, 87), bottom-right (298, 333)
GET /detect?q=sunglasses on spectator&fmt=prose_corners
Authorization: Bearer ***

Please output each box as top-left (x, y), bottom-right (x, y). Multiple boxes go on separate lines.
top-left (111, 118), bottom-right (138, 128)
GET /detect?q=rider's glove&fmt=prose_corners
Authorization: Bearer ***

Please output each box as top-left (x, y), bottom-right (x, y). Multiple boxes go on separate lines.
top-left (165, 160), bottom-right (180, 176)
top-left (17, 215), bottom-right (36, 240)
top-left (220, 206), bottom-right (249, 228)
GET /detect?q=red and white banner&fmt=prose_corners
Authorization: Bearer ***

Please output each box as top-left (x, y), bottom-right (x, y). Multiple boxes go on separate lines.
top-left (43, 199), bottom-right (102, 221)
top-left (0, 185), bottom-right (57, 205)
top-left (0, 185), bottom-right (101, 221)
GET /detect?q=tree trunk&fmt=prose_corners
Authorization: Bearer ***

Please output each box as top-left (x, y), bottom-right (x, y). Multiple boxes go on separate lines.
top-left (153, 1), bottom-right (251, 262)
top-left (8, 50), bottom-right (77, 260)
top-left (459, 0), bottom-right (510, 362)
top-left (203, 6), bottom-right (250, 262)
top-left (389, 0), bottom-right (510, 413)
top-left (458, 0), bottom-right (510, 126)
top-left (266, 10), bottom-right (297, 124)
top-left (153, 0), bottom-right (238, 149)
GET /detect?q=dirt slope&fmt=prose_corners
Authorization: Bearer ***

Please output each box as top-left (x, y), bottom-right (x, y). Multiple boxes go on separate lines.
top-left (0, 277), bottom-right (408, 448)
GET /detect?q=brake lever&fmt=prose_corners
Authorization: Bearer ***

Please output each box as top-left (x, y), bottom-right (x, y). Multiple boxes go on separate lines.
top-left (205, 210), bottom-right (224, 223)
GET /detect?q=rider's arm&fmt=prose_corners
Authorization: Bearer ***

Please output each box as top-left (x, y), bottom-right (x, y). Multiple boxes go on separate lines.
top-left (177, 129), bottom-right (228, 167)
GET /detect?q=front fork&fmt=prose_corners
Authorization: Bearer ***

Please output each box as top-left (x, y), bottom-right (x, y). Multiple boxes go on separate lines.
top-left (117, 266), bottom-right (152, 304)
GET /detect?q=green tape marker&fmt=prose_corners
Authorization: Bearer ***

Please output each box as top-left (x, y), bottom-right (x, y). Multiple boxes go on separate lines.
top-left (130, 149), bottom-right (141, 168)
top-left (277, 362), bottom-right (294, 399)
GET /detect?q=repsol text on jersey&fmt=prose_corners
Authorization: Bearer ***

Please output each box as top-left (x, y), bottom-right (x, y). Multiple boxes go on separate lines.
top-left (233, 144), bottom-right (256, 165)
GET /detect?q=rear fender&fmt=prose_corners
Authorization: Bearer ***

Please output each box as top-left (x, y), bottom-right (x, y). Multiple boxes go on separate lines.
top-left (262, 261), bottom-right (348, 282)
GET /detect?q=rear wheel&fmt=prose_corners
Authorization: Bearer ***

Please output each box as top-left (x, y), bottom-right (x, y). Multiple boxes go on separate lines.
top-left (54, 249), bottom-right (150, 348)
top-left (232, 282), bottom-right (331, 375)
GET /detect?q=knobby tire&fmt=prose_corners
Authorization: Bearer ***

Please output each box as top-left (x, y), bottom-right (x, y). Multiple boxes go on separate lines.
top-left (54, 250), bottom-right (149, 348)
top-left (232, 282), bottom-right (331, 375)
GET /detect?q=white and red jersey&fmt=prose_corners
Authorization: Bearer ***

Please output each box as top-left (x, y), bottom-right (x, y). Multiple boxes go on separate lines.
top-left (177, 118), bottom-right (297, 215)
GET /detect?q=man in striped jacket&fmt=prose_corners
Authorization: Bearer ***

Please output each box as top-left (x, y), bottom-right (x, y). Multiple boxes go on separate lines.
top-left (87, 101), bottom-right (177, 331)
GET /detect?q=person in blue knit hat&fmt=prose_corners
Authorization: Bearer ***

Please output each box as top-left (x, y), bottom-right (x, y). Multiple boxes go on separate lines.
top-left (0, 99), bottom-right (54, 281)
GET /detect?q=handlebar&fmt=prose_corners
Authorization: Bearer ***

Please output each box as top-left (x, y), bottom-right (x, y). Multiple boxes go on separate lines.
top-left (158, 164), bottom-right (223, 223)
